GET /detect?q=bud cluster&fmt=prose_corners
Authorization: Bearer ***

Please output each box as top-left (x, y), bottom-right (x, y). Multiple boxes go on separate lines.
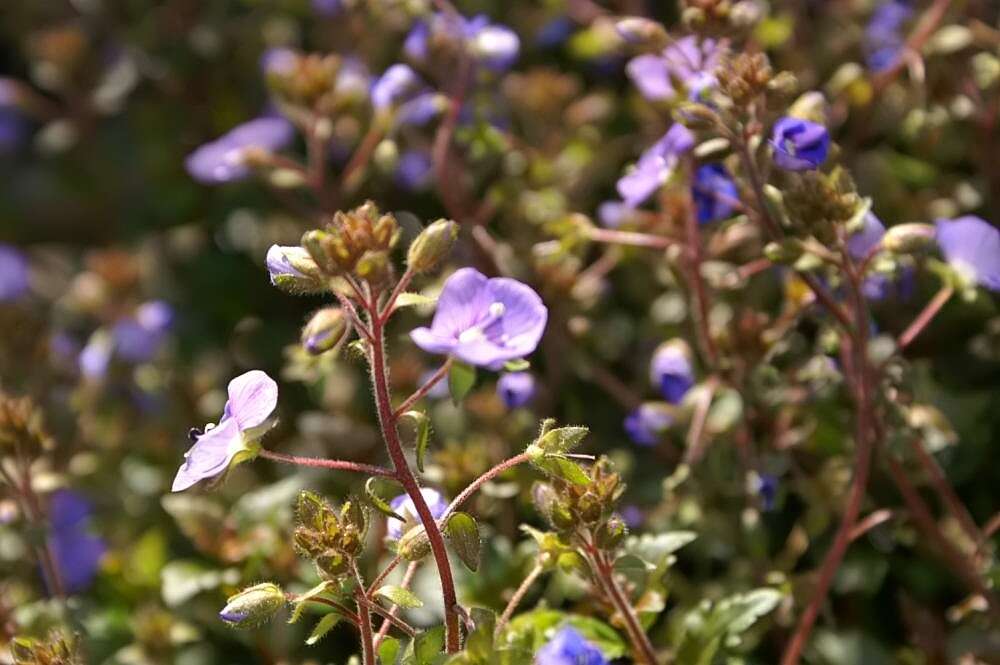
top-left (783, 169), bottom-right (860, 245)
top-left (267, 52), bottom-right (364, 115)
top-left (716, 52), bottom-right (773, 108)
top-left (293, 491), bottom-right (370, 579)
top-left (10, 631), bottom-right (82, 665)
top-left (0, 392), bottom-right (53, 453)
top-left (532, 457), bottom-right (626, 536)
top-left (303, 201), bottom-right (400, 284)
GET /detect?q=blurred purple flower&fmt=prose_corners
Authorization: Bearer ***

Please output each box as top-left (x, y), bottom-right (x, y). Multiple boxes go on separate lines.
top-left (173, 370), bottom-right (278, 491)
top-left (496, 372), bottom-right (536, 409)
top-left (397, 92), bottom-right (445, 126)
top-left (692, 163), bottom-right (739, 223)
top-left (410, 268), bottom-right (548, 370)
top-left (404, 13), bottom-right (519, 71)
top-left (617, 124), bottom-right (695, 208)
top-left (650, 342), bottom-right (694, 404)
top-left (865, 1), bottom-right (912, 72)
top-left (470, 23), bottom-right (520, 71)
top-left (335, 58), bottom-right (372, 100)
top-left (112, 300), bottom-right (173, 363)
top-left (626, 36), bottom-right (723, 102)
top-left (754, 473), bottom-right (778, 512)
top-left (48, 489), bottom-right (106, 594)
top-left (419, 369), bottom-right (451, 400)
top-left (624, 403), bottom-right (672, 447)
top-left (537, 626), bottom-right (608, 665)
top-left (0, 109), bottom-right (28, 154)
top-left (260, 47), bottom-right (297, 76)
top-left (312, 0), bottom-right (342, 16)
top-left (0, 243), bottom-right (30, 301)
top-left (620, 504), bottom-right (644, 528)
top-left (372, 64), bottom-right (425, 110)
top-left (847, 212), bottom-right (886, 259)
top-left (535, 17), bottom-right (574, 48)
top-left (935, 216), bottom-right (1000, 291)
top-left (386, 488), bottom-right (448, 540)
top-left (395, 150), bottom-right (434, 191)
top-left (770, 117), bottom-right (830, 171)
top-left (186, 117), bottom-right (294, 184)
top-left (597, 200), bottom-right (629, 228)
top-left (79, 333), bottom-right (113, 379)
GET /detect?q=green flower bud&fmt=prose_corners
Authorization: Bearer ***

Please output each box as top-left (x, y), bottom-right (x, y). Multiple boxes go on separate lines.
top-left (407, 219), bottom-right (459, 274)
top-left (595, 516), bottom-right (628, 549)
top-left (764, 239), bottom-right (805, 265)
top-left (397, 525), bottom-right (432, 562)
top-left (302, 229), bottom-right (340, 275)
top-left (301, 307), bottom-right (348, 355)
top-left (615, 17), bottom-right (669, 51)
top-left (219, 582), bottom-right (285, 628)
top-left (356, 249), bottom-right (392, 285)
top-left (882, 223), bottom-right (937, 254)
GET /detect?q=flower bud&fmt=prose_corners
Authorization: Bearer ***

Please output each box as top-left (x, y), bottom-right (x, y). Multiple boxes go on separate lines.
top-left (614, 17), bottom-right (669, 51)
top-left (374, 139), bottom-right (400, 174)
top-left (397, 524), bottom-right (432, 561)
top-left (882, 223), bottom-right (937, 254)
top-left (407, 219), bottom-right (459, 274)
top-left (764, 239), bottom-right (805, 265)
top-left (301, 307), bottom-right (348, 355)
top-left (355, 249), bottom-right (392, 285)
top-left (595, 516), bottom-right (628, 549)
top-left (767, 71), bottom-right (798, 97)
top-left (219, 582), bottom-right (285, 628)
top-left (674, 102), bottom-right (720, 131)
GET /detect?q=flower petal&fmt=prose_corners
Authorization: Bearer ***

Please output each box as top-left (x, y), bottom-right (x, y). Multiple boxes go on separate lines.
top-left (428, 268), bottom-right (492, 338)
top-left (172, 417), bottom-right (241, 492)
top-left (225, 370), bottom-right (278, 431)
top-left (483, 277), bottom-right (548, 354)
top-left (936, 216), bottom-right (1000, 291)
top-left (409, 327), bottom-right (458, 355)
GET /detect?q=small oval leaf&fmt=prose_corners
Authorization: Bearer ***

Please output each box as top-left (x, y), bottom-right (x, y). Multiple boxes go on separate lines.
top-left (376, 584), bottom-right (424, 609)
top-left (366, 477), bottom-right (406, 521)
top-left (401, 411), bottom-right (431, 473)
top-left (306, 613), bottom-right (340, 645)
top-left (448, 361), bottom-right (477, 405)
top-left (445, 512), bottom-right (481, 572)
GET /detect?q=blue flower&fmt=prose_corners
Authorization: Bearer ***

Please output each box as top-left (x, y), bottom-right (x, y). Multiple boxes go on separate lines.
top-left (649, 341), bottom-right (694, 404)
top-left (847, 212), bottom-right (886, 260)
top-left (597, 200), bottom-right (630, 228)
top-left (935, 216), bottom-right (1000, 292)
top-left (692, 164), bottom-right (739, 223)
top-left (496, 372), bottom-right (536, 409)
top-left (537, 626), bottom-right (608, 665)
top-left (404, 13), bottom-right (520, 72)
top-left (371, 64), bottom-right (425, 110)
top-left (186, 116), bottom-right (294, 184)
top-left (0, 243), bottom-right (30, 301)
top-left (754, 474), bottom-right (778, 512)
top-left (395, 150), bottom-right (434, 191)
top-left (312, 0), bottom-right (342, 16)
top-left (626, 36), bottom-right (724, 102)
top-left (48, 490), bottom-right (106, 594)
top-left (770, 117), bottom-right (830, 172)
top-left (112, 300), bottom-right (174, 363)
top-left (617, 124), bottom-right (695, 208)
top-left (386, 488), bottom-right (449, 541)
top-left (864, 1), bottom-right (913, 72)
top-left (624, 403), bottom-right (672, 447)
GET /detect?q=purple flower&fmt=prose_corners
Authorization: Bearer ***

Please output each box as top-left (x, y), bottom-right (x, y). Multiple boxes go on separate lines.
top-left (79, 333), bottom-right (113, 379)
top-left (649, 342), bottom-right (694, 404)
top-left (535, 17), bottom-right (574, 48)
top-left (395, 150), bottom-right (434, 191)
top-left (626, 36), bottom-right (723, 102)
top-left (404, 13), bottom-right (519, 71)
top-left (312, 0), bottom-right (342, 16)
top-left (386, 488), bottom-right (448, 540)
top-left (410, 268), bottom-right (548, 370)
top-left (935, 216), bottom-right (1000, 292)
top-left (496, 372), bottom-right (536, 409)
top-left (692, 163), bottom-right (739, 223)
top-left (0, 243), bottom-right (30, 301)
top-left (770, 117), bottom-right (830, 172)
top-left (48, 490), bottom-right (106, 594)
top-left (865, 1), bottom-right (912, 72)
top-left (754, 473), bottom-right (778, 512)
top-left (470, 23), bottom-right (520, 71)
top-left (396, 92), bottom-right (445, 127)
top-left (266, 245), bottom-right (311, 284)
top-left (617, 124), bottom-right (695, 208)
top-left (624, 403), bottom-right (672, 447)
top-left (0, 109), bottom-right (28, 154)
top-left (597, 200), bottom-right (630, 228)
top-left (260, 47), bottom-right (297, 76)
top-left (371, 64), bottom-right (424, 110)
top-left (847, 212), bottom-right (886, 260)
top-left (537, 626), bottom-right (608, 665)
top-left (112, 300), bottom-right (173, 363)
top-left (172, 370), bottom-right (278, 492)
top-left (186, 117), bottom-right (294, 184)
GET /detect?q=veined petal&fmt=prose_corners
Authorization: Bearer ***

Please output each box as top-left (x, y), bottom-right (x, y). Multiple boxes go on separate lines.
top-left (225, 370), bottom-right (278, 431)
top-left (428, 268), bottom-right (492, 338)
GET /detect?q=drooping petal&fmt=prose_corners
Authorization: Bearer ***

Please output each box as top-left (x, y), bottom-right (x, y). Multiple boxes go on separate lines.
top-left (409, 327), bottom-right (459, 356)
top-left (225, 370), bottom-right (279, 431)
top-left (626, 54), bottom-right (673, 101)
top-left (935, 216), bottom-right (1000, 291)
top-left (172, 417), bottom-right (241, 492)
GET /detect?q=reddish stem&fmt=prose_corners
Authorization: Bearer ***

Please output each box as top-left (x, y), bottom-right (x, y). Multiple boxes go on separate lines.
top-left (393, 358), bottom-right (453, 421)
top-left (587, 226), bottom-right (677, 250)
top-left (897, 285), bottom-right (954, 350)
top-left (259, 450), bottom-right (394, 478)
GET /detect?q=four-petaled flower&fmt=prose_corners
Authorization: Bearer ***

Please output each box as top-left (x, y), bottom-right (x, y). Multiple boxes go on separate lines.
top-left (496, 372), bottom-right (536, 409)
top-left (186, 117), bottom-right (294, 184)
top-left (692, 163), bottom-right (739, 224)
top-left (386, 488), bottom-right (449, 541)
top-left (935, 215), bottom-right (1000, 292)
top-left (410, 268), bottom-right (547, 370)
top-left (536, 626), bottom-right (608, 665)
top-left (626, 36), bottom-right (724, 102)
top-left (617, 124), bottom-right (695, 208)
top-left (172, 370), bottom-right (278, 492)
top-left (770, 117), bottom-right (830, 172)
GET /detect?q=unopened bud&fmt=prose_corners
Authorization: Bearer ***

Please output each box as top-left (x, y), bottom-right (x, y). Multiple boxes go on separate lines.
top-left (767, 71), bottom-right (798, 97)
top-left (595, 516), bottom-right (628, 549)
top-left (355, 250), bottom-right (391, 285)
top-left (302, 229), bottom-right (339, 274)
top-left (374, 139), bottom-right (400, 174)
top-left (407, 219), bottom-right (459, 274)
top-left (219, 582), bottom-right (285, 628)
top-left (764, 239), bottom-right (805, 264)
top-left (674, 102), bottom-right (720, 131)
top-left (373, 214), bottom-right (400, 249)
top-left (614, 17), bottom-right (669, 51)
top-left (301, 307), bottom-right (348, 355)
top-left (882, 223), bottom-right (937, 254)
top-left (397, 525), bottom-right (431, 561)
top-left (730, 1), bottom-right (764, 29)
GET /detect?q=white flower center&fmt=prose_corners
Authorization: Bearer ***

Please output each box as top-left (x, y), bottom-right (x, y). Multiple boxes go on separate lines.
top-left (457, 302), bottom-right (506, 344)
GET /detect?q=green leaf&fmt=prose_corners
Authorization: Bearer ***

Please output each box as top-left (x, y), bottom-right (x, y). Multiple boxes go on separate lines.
top-left (376, 585), bottom-right (424, 609)
top-left (532, 455), bottom-right (590, 485)
top-left (444, 512), bottom-right (481, 572)
top-left (379, 637), bottom-right (401, 665)
top-left (395, 293), bottom-right (437, 309)
top-left (366, 477), bottom-right (406, 521)
top-left (288, 581), bottom-right (334, 624)
top-left (503, 359), bottom-right (530, 372)
top-left (501, 610), bottom-right (627, 660)
top-left (411, 626), bottom-right (446, 665)
top-left (401, 411), bottom-right (432, 473)
top-left (536, 426), bottom-right (589, 454)
top-left (465, 608), bottom-right (496, 661)
top-left (306, 613), bottom-right (340, 645)
top-left (448, 361), bottom-right (477, 405)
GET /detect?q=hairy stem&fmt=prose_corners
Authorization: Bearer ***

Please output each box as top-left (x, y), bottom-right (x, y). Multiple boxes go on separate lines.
top-left (897, 285), bottom-right (954, 350)
top-left (259, 449), bottom-right (394, 478)
top-left (369, 317), bottom-right (461, 652)
top-left (374, 562), bottom-right (420, 650)
top-left (589, 549), bottom-right (657, 665)
top-left (393, 357), bottom-right (453, 420)
top-left (495, 563), bottom-right (543, 639)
